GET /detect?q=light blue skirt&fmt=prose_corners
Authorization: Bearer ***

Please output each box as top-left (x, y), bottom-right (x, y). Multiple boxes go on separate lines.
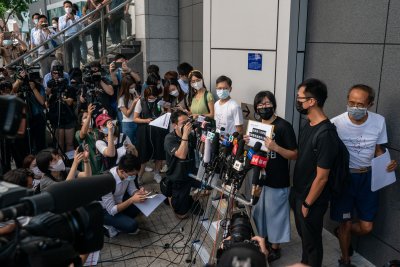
top-left (252, 186), bottom-right (291, 244)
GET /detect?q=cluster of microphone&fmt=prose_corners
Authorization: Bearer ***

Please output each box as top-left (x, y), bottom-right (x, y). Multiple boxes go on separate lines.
top-left (202, 131), bottom-right (269, 205)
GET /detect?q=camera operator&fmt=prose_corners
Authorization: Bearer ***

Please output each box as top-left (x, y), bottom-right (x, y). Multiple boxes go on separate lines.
top-left (0, 32), bottom-right (28, 66)
top-left (36, 147), bottom-right (91, 192)
top-left (33, 15), bottom-right (59, 76)
top-left (9, 68), bottom-right (46, 163)
top-left (163, 110), bottom-right (203, 218)
top-left (43, 60), bottom-right (70, 89)
top-left (46, 65), bottom-right (76, 152)
top-left (81, 61), bottom-right (114, 117)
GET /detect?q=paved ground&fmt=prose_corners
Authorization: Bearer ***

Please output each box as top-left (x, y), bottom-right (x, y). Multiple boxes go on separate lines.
top-left (94, 169), bottom-right (375, 267)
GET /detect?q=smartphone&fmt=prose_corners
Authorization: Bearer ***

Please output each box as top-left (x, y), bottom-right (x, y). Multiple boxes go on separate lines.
top-left (78, 143), bottom-right (85, 153)
top-left (115, 62), bottom-right (122, 68)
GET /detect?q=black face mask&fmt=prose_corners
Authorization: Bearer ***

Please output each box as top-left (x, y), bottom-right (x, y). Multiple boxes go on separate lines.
top-left (257, 107), bottom-right (274, 120)
top-left (296, 101), bottom-right (308, 115)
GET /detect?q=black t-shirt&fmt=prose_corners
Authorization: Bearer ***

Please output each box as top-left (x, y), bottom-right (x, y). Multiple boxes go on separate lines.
top-left (164, 131), bottom-right (196, 183)
top-left (261, 117), bottom-right (297, 188)
top-left (293, 119), bottom-right (339, 202)
top-left (48, 85), bottom-right (77, 124)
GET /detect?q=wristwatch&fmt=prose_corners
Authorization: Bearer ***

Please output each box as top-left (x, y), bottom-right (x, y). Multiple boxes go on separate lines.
top-left (303, 200), bottom-right (311, 209)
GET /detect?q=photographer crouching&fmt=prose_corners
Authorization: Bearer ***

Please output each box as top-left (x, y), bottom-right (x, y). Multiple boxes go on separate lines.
top-left (163, 110), bottom-right (203, 218)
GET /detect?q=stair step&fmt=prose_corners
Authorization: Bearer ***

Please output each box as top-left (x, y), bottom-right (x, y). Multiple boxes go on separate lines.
top-left (192, 241), bottom-right (210, 265)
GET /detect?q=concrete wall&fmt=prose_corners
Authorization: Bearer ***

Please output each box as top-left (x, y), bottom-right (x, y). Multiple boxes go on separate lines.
top-left (135, 0), bottom-right (179, 77)
top-left (304, 0), bottom-right (400, 265)
top-left (203, 0), bottom-right (307, 127)
top-left (179, 0), bottom-right (203, 71)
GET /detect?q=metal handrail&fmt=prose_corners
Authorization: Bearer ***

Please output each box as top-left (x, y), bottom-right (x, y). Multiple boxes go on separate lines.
top-left (5, 0), bottom-right (132, 68)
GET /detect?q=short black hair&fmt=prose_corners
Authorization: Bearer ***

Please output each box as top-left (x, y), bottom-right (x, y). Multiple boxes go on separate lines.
top-left (114, 54), bottom-right (127, 61)
top-left (63, 0), bottom-right (73, 6)
top-left (146, 73), bottom-right (160, 86)
top-left (348, 84), bottom-right (375, 104)
top-left (3, 168), bottom-right (32, 187)
top-left (171, 110), bottom-right (188, 124)
top-left (52, 17), bottom-right (59, 23)
top-left (297, 78), bottom-right (328, 107)
top-left (216, 75), bottom-right (232, 87)
top-left (177, 62), bottom-right (193, 76)
top-left (118, 154), bottom-right (141, 172)
top-left (253, 91), bottom-right (277, 112)
top-left (38, 15), bottom-right (48, 21)
top-left (147, 64), bottom-right (160, 75)
top-left (32, 13), bottom-right (40, 19)
top-left (36, 148), bottom-right (58, 174)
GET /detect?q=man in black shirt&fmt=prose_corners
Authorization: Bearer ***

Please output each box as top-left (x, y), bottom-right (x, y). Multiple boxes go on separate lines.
top-left (164, 110), bottom-right (202, 218)
top-left (291, 79), bottom-right (338, 267)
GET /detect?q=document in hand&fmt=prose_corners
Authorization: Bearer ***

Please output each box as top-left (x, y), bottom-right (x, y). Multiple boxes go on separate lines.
top-left (149, 113), bottom-right (171, 129)
top-left (371, 149), bottom-right (396, 192)
top-left (133, 194), bottom-right (166, 217)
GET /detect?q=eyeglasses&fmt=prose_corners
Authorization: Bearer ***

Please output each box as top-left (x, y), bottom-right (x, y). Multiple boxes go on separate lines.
top-left (347, 101), bottom-right (368, 108)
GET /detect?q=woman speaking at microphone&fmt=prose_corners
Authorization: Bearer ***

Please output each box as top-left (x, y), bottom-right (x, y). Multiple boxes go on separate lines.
top-left (243, 91), bottom-right (298, 263)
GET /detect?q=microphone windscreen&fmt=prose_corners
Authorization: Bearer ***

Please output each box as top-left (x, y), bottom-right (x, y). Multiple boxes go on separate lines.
top-left (46, 174), bottom-right (116, 214)
top-left (235, 139), bottom-right (246, 161)
top-left (253, 141), bottom-right (262, 152)
top-left (203, 138), bottom-right (211, 163)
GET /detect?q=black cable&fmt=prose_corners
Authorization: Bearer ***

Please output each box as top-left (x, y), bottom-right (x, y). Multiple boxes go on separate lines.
top-left (99, 254), bottom-right (178, 265)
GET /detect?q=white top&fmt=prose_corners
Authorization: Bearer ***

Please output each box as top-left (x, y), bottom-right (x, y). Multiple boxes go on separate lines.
top-left (214, 99), bottom-right (243, 135)
top-left (58, 14), bottom-right (82, 37)
top-left (134, 99), bottom-right (143, 114)
top-left (100, 166), bottom-right (138, 216)
top-left (32, 28), bottom-right (57, 55)
top-left (331, 111), bottom-right (387, 168)
top-left (95, 133), bottom-right (132, 164)
top-left (30, 27), bottom-right (38, 45)
top-left (118, 96), bottom-right (135, 122)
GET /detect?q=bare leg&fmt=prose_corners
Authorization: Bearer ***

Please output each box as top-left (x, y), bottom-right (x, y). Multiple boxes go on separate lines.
top-left (56, 128), bottom-right (65, 152)
top-left (64, 128), bottom-right (75, 152)
top-left (338, 221), bottom-right (352, 263)
top-left (351, 220), bottom-right (373, 236)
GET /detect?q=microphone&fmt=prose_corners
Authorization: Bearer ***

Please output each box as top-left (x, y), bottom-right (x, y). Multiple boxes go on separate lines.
top-left (203, 137), bottom-right (212, 164)
top-left (250, 147), bottom-right (269, 206)
top-left (0, 174), bottom-right (116, 222)
top-left (232, 139), bottom-right (246, 172)
top-left (232, 134), bottom-right (243, 157)
top-left (210, 131), bottom-right (220, 162)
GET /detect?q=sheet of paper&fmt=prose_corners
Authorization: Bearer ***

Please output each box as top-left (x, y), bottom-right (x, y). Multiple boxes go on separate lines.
top-left (134, 194), bottom-right (166, 217)
top-left (84, 250), bottom-right (100, 266)
top-left (371, 149), bottom-right (396, 192)
top-left (149, 113), bottom-right (171, 129)
top-left (245, 120), bottom-right (274, 152)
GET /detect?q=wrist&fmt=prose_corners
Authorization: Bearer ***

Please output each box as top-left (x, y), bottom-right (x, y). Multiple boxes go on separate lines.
top-left (303, 200), bottom-right (311, 209)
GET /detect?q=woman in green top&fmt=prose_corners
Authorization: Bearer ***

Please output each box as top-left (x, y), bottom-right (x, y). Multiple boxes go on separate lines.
top-left (188, 70), bottom-right (214, 119)
top-left (75, 103), bottom-right (102, 175)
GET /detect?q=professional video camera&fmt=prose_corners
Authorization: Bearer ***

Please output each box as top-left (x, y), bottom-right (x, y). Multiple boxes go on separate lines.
top-left (0, 175), bottom-right (116, 267)
top-left (214, 212), bottom-right (266, 267)
top-left (9, 65), bottom-right (41, 95)
top-left (47, 65), bottom-right (68, 93)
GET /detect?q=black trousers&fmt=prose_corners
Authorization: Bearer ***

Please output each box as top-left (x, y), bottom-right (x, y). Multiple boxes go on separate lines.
top-left (290, 193), bottom-right (328, 267)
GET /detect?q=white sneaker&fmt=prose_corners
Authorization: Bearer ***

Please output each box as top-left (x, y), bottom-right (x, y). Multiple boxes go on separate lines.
top-left (145, 166), bottom-right (153, 172)
top-left (153, 173), bottom-right (162, 183)
top-left (104, 225), bottom-right (119, 238)
top-left (128, 228), bottom-right (140, 235)
top-left (160, 165), bottom-right (168, 173)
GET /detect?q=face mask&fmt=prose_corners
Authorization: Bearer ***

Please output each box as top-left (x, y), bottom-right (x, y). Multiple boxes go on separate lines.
top-left (126, 175), bottom-right (136, 181)
top-left (31, 166), bottom-right (43, 177)
top-left (217, 89), bottom-right (230, 100)
top-left (102, 127), bottom-right (109, 135)
top-left (257, 107), bottom-right (274, 120)
top-left (65, 7), bottom-right (72, 14)
top-left (191, 80), bottom-right (203, 90)
top-left (296, 101), bottom-right (308, 115)
top-left (170, 90), bottom-right (179, 97)
top-left (34, 19), bottom-right (39, 25)
top-left (148, 98), bottom-right (156, 103)
top-left (52, 23), bottom-right (58, 28)
top-left (347, 106), bottom-right (367, 120)
top-left (129, 88), bottom-right (136, 95)
top-left (2, 40), bottom-right (12, 47)
top-left (180, 77), bottom-right (188, 83)
top-left (50, 159), bottom-right (65, 172)
top-left (157, 84), bottom-right (162, 89)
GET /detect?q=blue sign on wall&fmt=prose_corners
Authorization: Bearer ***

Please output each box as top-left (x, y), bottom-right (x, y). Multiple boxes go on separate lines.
top-left (248, 53), bottom-right (262, 71)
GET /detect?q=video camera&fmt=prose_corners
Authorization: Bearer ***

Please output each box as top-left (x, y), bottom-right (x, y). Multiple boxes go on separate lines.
top-left (215, 212), bottom-right (266, 267)
top-left (0, 175), bottom-right (116, 267)
top-left (82, 64), bottom-right (106, 85)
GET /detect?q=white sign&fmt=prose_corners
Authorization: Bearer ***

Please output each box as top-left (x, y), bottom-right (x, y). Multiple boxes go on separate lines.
top-left (149, 113), bottom-right (171, 129)
top-left (245, 120), bottom-right (274, 152)
top-left (371, 149), bottom-right (397, 192)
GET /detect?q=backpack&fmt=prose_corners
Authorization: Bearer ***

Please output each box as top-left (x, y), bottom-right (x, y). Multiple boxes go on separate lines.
top-left (101, 134), bottom-right (127, 170)
top-left (312, 122), bottom-right (351, 198)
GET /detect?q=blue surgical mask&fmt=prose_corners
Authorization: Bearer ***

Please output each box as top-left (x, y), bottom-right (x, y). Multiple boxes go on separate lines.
top-left (2, 40), bottom-right (13, 47)
top-left (347, 106), bottom-right (367, 120)
top-left (217, 89), bottom-right (230, 100)
top-left (102, 127), bottom-right (108, 135)
top-left (126, 175), bottom-right (136, 181)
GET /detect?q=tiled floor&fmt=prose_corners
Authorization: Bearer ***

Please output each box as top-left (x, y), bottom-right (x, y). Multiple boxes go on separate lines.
top-left (95, 170), bottom-right (375, 267)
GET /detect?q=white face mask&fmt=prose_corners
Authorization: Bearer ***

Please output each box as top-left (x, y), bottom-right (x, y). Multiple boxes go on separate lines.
top-left (65, 7), bottom-right (72, 14)
top-left (129, 88), bottom-right (136, 95)
top-left (126, 175), bottom-right (136, 181)
top-left (50, 159), bottom-right (65, 172)
top-left (34, 19), bottom-right (39, 25)
top-left (157, 84), bottom-right (162, 89)
top-left (148, 98), bottom-right (156, 103)
top-left (191, 80), bottom-right (203, 90)
top-left (31, 166), bottom-right (43, 178)
top-left (52, 23), bottom-right (58, 28)
top-left (169, 90), bottom-right (179, 97)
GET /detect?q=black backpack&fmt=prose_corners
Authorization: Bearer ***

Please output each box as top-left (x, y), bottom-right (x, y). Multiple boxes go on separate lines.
top-left (312, 122), bottom-right (351, 198)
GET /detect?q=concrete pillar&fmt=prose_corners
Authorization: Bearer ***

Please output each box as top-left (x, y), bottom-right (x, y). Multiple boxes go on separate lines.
top-left (135, 0), bottom-right (179, 78)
